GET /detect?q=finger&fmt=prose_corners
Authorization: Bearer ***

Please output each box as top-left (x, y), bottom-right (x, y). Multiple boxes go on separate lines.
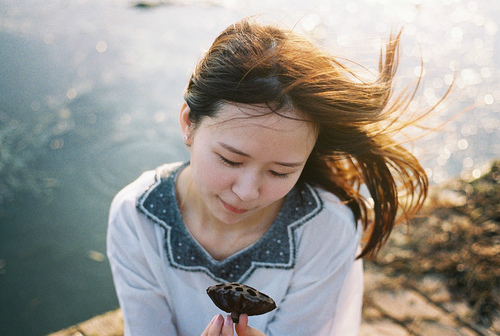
top-left (201, 315), bottom-right (218, 336)
top-left (221, 314), bottom-right (234, 336)
top-left (234, 314), bottom-right (248, 335)
top-left (207, 314), bottom-right (224, 336)
top-left (235, 314), bottom-right (265, 336)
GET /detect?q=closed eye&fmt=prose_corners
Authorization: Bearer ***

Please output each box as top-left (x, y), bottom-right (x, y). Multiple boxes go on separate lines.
top-left (219, 153), bottom-right (291, 178)
top-left (270, 171), bottom-right (290, 179)
top-left (218, 155), bottom-right (241, 167)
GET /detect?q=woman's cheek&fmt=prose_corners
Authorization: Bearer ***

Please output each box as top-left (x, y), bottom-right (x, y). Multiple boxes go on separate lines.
top-left (264, 178), bottom-right (297, 202)
top-left (203, 164), bottom-right (234, 191)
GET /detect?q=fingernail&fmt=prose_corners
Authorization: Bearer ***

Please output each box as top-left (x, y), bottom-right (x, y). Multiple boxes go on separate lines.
top-left (224, 314), bottom-right (232, 326)
top-left (214, 314), bottom-right (223, 325)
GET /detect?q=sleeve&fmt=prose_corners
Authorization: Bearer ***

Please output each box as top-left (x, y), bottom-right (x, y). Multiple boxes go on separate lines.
top-left (330, 252), bottom-right (363, 335)
top-left (106, 182), bottom-right (178, 336)
top-left (265, 197), bottom-right (362, 336)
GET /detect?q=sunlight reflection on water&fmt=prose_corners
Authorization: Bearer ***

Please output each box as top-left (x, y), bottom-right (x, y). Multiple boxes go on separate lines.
top-left (5, 0), bottom-right (494, 186)
top-left (4, 9), bottom-right (494, 188)
top-left (0, 0), bottom-right (498, 335)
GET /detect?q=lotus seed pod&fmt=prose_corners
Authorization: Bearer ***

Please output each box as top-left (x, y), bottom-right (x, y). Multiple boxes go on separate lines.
top-left (206, 282), bottom-right (277, 322)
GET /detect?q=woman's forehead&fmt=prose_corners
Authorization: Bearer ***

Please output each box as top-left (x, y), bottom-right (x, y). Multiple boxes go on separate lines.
top-left (198, 104), bottom-right (317, 159)
top-left (204, 103), bottom-right (314, 132)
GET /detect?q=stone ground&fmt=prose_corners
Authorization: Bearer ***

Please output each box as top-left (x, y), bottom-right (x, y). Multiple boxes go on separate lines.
top-left (47, 262), bottom-right (499, 336)
top-left (49, 162), bottom-right (499, 336)
top-left (359, 261), bottom-right (498, 336)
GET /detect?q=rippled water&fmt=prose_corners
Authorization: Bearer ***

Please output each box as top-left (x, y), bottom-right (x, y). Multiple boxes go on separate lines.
top-left (0, 0), bottom-right (498, 335)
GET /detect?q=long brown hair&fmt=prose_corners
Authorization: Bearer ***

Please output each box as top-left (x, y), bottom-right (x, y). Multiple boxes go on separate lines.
top-left (184, 18), bottom-right (439, 258)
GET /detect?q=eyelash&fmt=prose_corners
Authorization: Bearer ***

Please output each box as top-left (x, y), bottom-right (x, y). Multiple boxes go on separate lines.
top-left (219, 155), bottom-right (241, 167)
top-left (218, 155), bottom-right (290, 179)
top-left (270, 171), bottom-right (290, 179)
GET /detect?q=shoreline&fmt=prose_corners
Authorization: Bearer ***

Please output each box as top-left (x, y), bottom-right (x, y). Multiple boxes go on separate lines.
top-left (48, 161), bottom-right (499, 336)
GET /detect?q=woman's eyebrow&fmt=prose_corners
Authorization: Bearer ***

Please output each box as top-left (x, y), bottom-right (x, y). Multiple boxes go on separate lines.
top-left (218, 142), bottom-right (304, 167)
top-left (274, 161), bottom-right (303, 168)
top-left (219, 142), bottom-right (250, 157)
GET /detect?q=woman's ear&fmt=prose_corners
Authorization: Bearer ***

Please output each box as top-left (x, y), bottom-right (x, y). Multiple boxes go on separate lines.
top-left (179, 102), bottom-right (193, 146)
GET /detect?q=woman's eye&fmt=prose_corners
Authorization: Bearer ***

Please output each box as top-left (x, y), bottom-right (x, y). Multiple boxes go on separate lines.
top-left (270, 171), bottom-right (289, 179)
top-left (219, 155), bottom-right (241, 167)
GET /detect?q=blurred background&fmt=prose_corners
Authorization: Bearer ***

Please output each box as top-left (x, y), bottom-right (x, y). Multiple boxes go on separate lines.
top-left (0, 0), bottom-right (498, 335)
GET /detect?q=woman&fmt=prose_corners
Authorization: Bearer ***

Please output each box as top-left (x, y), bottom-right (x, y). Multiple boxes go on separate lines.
top-left (108, 17), bottom-right (434, 336)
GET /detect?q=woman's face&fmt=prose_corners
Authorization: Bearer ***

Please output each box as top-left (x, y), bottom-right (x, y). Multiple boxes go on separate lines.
top-left (182, 103), bottom-right (317, 226)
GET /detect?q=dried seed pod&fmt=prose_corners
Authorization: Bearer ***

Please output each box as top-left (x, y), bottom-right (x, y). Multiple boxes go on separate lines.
top-left (206, 282), bottom-right (277, 322)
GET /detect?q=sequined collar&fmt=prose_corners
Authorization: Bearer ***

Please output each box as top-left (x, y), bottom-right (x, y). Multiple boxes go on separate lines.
top-left (137, 162), bottom-right (323, 283)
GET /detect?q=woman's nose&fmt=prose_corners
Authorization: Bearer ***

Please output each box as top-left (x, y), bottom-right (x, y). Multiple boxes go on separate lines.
top-left (232, 170), bottom-right (260, 202)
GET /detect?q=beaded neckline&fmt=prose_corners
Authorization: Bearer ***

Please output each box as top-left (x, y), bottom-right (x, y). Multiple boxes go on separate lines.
top-left (137, 162), bottom-right (323, 283)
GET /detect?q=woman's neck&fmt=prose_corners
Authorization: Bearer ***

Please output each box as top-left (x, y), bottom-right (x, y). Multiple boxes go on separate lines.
top-left (175, 165), bottom-right (283, 260)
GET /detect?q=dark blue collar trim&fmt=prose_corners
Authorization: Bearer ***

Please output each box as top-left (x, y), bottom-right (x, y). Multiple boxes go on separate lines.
top-left (137, 162), bottom-right (323, 283)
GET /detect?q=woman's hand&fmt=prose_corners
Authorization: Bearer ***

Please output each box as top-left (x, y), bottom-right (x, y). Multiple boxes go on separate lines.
top-left (235, 314), bottom-right (266, 336)
top-left (201, 314), bottom-right (265, 336)
top-left (201, 315), bottom-right (233, 336)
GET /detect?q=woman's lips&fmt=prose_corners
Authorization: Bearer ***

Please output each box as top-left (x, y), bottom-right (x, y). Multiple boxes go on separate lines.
top-left (221, 199), bottom-right (248, 214)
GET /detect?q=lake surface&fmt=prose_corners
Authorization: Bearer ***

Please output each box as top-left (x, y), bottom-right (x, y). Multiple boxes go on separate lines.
top-left (0, 0), bottom-right (498, 335)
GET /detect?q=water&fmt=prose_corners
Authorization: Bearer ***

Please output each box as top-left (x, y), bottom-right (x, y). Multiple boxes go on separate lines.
top-left (0, 0), bottom-right (498, 335)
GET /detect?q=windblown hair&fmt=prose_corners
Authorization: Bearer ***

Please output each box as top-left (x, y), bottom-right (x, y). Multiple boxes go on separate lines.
top-left (184, 18), bottom-right (437, 258)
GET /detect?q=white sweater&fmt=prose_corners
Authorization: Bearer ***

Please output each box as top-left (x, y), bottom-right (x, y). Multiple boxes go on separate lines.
top-left (107, 162), bottom-right (363, 336)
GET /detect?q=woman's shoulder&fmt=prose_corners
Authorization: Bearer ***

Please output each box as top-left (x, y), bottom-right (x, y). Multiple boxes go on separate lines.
top-left (317, 188), bottom-right (355, 219)
top-left (110, 162), bottom-right (185, 214)
top-left (308, 185), bottom-right (358, 236)
top-left (292, 185), bottom-right (361, 273)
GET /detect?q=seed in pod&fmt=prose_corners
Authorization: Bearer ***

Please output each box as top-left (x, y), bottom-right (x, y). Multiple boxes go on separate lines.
top-left (206, 282), bottom-right (277, 323)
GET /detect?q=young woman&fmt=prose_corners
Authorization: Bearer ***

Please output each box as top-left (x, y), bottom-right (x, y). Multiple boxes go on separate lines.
top-left (107, 17), bottom-right (434, 336)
